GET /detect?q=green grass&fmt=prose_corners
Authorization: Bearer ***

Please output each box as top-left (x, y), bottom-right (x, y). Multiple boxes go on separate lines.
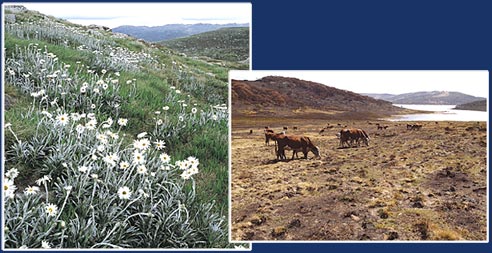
top-left (161, 27), bottom-right (249, 69)
top-left (4, 13), bottom-right (234, 215)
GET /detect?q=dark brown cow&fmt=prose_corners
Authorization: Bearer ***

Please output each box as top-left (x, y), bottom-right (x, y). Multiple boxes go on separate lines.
top-left (407, 124), bottom-right (422, 130)
top-left (264, 129), bottom-right (275, 145)
top-left (274, 134), bottom-right (320, 160)
top-left (293, 126), bottom-right (298, 130)
top-left (266, 132), bottom-right (287, 160)
top-left (339, 128), bottom-right (370, 147)
top-left (249, 129), bottom-right (253, 134)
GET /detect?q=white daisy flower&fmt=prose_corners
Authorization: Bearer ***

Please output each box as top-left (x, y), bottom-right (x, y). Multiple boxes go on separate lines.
top-left (191, 108), bottom-right (197, 114)
top-left (162, 106), bottom-right (170, 111)
top-left (133, 151), bottom-right (146, 164)
top-left (159, 153), bottom-right (171, 164)
top-left (5, 168), bottom-right (19, 179)
top-left (136, 165), bottom-right (147, 175)
top-left (154, 140), bottom-right (165, 150)
top-left (78, 166), bottom-right (89, 173)
top-left (36, 175), bottom-right (51, 186)
top-left (41, 241), bottom-right (51, 249)
top-left (45, 203), bottom-right (58, 217)
top-left (117, 118), bottom-right (128, 126)
top-left (86, 119), bottom-right (97, 130)
top-left (24, 186), bottom-right (40, 195)
top-left (3, 178), bottom-right (17, 197)
top-left (117, 186), bottom-right (131, 200)
top-left (76, 124), bottom-right (85, 134)
top-left (96, 144), bottom-right (105, 152)
top-left (119, 161), bottom-right (130, 170)
top-left (56, 113), bottom-right (69, 126)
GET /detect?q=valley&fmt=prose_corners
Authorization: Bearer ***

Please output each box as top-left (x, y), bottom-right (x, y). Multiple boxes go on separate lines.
top-left (231, 119), bottom-right (487, 241)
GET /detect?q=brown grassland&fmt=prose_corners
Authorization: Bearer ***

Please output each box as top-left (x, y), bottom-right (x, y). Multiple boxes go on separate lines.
top-left (231, 117), bottom-right (487, 241)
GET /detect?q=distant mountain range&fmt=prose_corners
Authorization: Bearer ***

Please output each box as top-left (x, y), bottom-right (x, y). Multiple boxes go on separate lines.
top-left (113, 23), bottom-right (249, 42)
top-left (232, 76), bottom-right (408, 120)
top-left (362, 91), bottom-right (485, 105)
top-left (160, 27), bottom-right (249, 62)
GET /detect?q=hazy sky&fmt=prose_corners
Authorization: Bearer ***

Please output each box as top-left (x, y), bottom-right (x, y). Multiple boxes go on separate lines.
top-left (230, 70), bottom-right (489, 98)
top-left (16, 3), bottom-right (251, 28)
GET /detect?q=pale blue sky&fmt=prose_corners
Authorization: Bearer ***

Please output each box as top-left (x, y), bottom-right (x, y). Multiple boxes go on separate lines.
top-left (230, 70), bottom-right (489, 98)
top-left (16, 3), bottom-right (251, 28)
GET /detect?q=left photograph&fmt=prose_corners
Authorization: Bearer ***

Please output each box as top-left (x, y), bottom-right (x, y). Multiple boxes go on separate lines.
top-left (2, 3), bottom-right (250, 249)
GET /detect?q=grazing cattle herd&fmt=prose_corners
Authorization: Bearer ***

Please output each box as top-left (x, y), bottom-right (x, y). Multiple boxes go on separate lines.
top-left (260, 122), bottom-right (424, 161)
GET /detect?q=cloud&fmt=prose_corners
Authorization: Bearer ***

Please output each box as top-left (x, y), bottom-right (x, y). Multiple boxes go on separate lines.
top-left (18, 3), bottom-right (251, 28)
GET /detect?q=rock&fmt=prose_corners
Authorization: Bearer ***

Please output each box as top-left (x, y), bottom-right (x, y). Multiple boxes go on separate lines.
top-left (250, 214), bottom-right (266, 225)
top-left (412, 201), bottom-right (424, 208)
top-left (386, 231), bottom-right (399, 240)
top-left (243, 231), bottom-right (254, 240)
top-left (271, 226), bottom-right (287, 237)
top-left (350, 214), bottom-right (361, 221)
top-left (378, 209), bottom-right (389, 219)
top-left (288, 219), bottom-right (301, 228)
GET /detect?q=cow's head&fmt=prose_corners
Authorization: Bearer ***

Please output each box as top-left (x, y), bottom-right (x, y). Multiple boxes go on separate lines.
top-left (311, 146), bottom-right (321, 158)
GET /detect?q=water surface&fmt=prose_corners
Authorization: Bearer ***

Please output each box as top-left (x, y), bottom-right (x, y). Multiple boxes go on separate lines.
top-left (389, 104), bottom-right (487, 122)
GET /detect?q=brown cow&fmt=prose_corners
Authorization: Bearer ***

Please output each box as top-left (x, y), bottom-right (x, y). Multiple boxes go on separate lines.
top-left (264, 129), bottom-right (275, 145)
top-left (339, 128), bottom-right (370, 147)
top-left (266, 132), bottom-right (287, 160)
top-left (407, 124), bottom-right (422, 130)
top-left (275, 134), bottom-right (320, 160)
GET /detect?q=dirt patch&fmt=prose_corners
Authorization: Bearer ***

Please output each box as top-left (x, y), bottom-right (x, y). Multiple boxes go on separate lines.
top-left (231, 120), bottom-right (487, 241)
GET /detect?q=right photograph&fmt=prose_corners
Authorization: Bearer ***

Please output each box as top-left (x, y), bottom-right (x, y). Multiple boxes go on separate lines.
top-left (229, 70), bottom-right (488, 242)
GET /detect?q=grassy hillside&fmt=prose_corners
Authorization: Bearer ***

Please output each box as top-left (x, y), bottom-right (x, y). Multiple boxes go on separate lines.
top-left (113, 23), bottom-right (249, 42)
top-left (232, 76), bottom-right (411, 120)
top-left (454, 99), bottom-right (487, 111)
top-left (3, 5), bottom-right (242, 249)
top-left (161, 27), bottom-right (249, 68)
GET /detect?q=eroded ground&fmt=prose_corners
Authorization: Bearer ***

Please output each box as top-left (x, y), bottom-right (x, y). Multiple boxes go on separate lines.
top-left (231, 120), bottom-right (487, 241)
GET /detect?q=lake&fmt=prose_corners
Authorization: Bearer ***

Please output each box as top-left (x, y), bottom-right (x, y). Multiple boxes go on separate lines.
top-left (388, 104), bottom-right (488, 122)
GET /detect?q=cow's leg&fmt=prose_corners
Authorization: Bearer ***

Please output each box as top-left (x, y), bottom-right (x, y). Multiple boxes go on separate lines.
top-left (275, 142), bottom-right (280, 160)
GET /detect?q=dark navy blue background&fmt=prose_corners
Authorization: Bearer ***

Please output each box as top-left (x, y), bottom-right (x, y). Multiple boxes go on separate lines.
top-left (250, 0), bottom-right (492, 252)
top-left (1, 0), bottom-right (491, 252)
